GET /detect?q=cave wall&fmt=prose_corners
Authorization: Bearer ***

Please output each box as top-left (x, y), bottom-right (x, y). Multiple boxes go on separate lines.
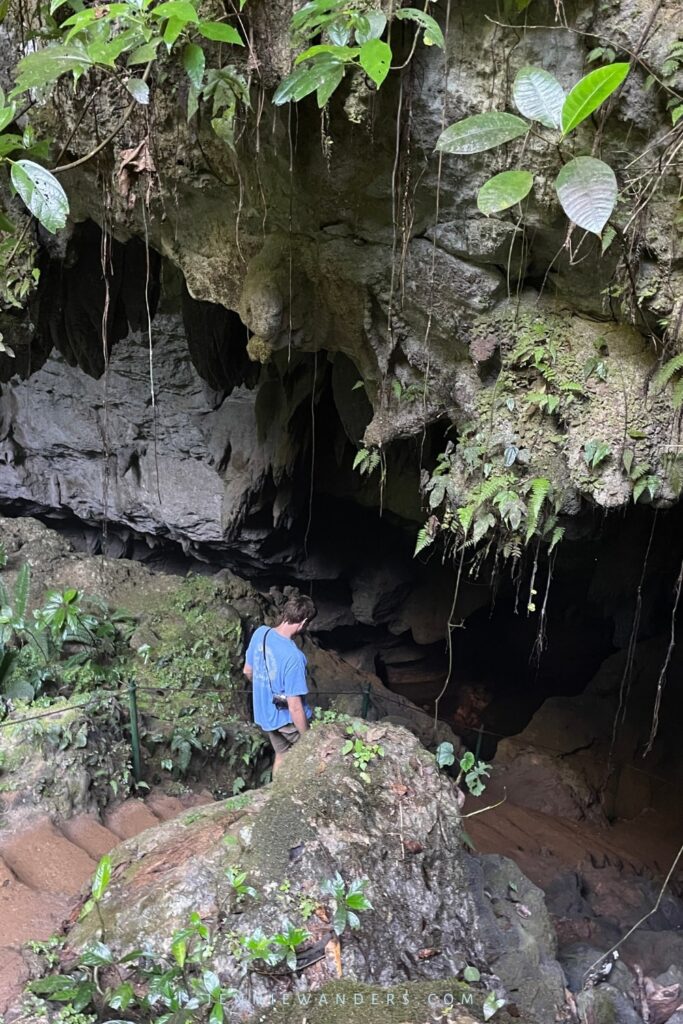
top-left (0, 0), bottom-right (681, 605)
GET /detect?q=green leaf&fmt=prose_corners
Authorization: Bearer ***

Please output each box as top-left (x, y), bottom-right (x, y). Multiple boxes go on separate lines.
top-left (436, 741), bottom-right (455, 767)
top-left (555, 156), bottom-right (617, 236)
top-left (0, 133), bottom-right (23, 158)
top-left (12, 44), bottom-right (93, 94)
top-left (464, 965), bottom-right (481, 983)
top-left (0, 105), bottom-right (16, 133)
top-left (91, 853), bottom-right (112, 902)
top-left (197, 21), bottom-right (243, 44)
top-left (127, 40), bottom-right (161, 65)
top-left (182, 41), bottom-right (205, 90)
top-left (512, 66), bottom-right (565, 129)
top-left (163, 16), bottom-right (185, 48)
top-left (354, 12), bottom-right (386, 44)
top-left (273, 58), bottom-right (345, 105)
top-left (671, 104), bottom-right (683, 125)
top-left (436, 112), bottom-right (528, 155)
top-left (394, 7), bottom-right (444, 48)
top-left (358, 38), bottom-right (391, 87)
top-left (10, 160), bottom-right (69, 234)
top-left (152, 0), bottom-right (199, 23)
top-left (561, 62), bottom-right (630, 135)
top-left (125, 78), bottom-right (149, 104)
top-left (317, 61), bottom-right (344, 106)
top-left (477, 169), bottom-right (533, 215)
top-left (80, 941), bottom-right (114, 966)
top-left (295, 43), bottom-right (358, 66)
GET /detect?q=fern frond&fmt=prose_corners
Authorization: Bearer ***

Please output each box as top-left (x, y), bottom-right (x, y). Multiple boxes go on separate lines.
top-left (673, 378), bottom-right (683, 410)
top-left (549, 525), bottom-right (565, 551)
top-left (414, 527), bottom-right (434, 557)
top-left (458, 505), bottom-right (475, 534)
top-left (13, 564), bottom-right (30, 621)
top-left (653, 352), bottom-right (683, 391)
top-left (474, 476), bottom-right (509, 507)
top-left (0, 579), bottom-right (8, 609)
top-left (525, 477), bottom-right (551, 540)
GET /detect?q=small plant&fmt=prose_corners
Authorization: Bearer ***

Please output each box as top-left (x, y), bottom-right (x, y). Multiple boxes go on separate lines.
top-left (273, 1), bottom-right (443, 107)
top-left (437, 62), bottom-right (631, 237)
top-left (298, 894), bottom-right (318, 920)
top-left (436, 745), bottom-right (492, 799)
top-left (623, 450), bottom-right (659, 502)
top-left (341, 726), bottom-right (384, 782)
top-left (583, 440), bottom-right (612, 470)
top-left (483, 991), bottom-right (508, 1021)
top-left (458, 752), bottom-right (492, 798)
top-left (225, 865), bottom-right (257, 904)
top-left (272, 922), bottom-right (311, 971)
top-left (321, 872), bottom-right (372, 934)
top-left (352, 446), bottom-right (381, 477)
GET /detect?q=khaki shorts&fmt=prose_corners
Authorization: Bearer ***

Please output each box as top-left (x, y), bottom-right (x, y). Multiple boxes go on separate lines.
top-left (267, 723), bottom-right (301, 754)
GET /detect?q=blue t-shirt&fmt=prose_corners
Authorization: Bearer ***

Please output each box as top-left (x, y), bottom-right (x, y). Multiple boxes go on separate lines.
top-left (246, 626), bottom-right (312, 732)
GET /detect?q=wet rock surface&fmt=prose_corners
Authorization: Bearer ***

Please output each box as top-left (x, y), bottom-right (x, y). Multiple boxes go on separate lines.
top-left (61, 722), bottom-right (568, 1023)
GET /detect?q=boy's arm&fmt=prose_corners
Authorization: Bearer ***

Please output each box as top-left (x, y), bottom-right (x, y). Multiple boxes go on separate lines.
top-left (284, 654), bottom-right (309, 733)
top-left (287, 695), bottom-right (309, 734)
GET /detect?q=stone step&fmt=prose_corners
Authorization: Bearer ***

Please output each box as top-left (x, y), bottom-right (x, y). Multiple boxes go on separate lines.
top-left (0, 820), bottom-right (97, 895)
top-left (0, 852), bottom-right (72, 947)
top-left (59, 814), bottom-right (120, 860)
top-left (104, 799), bottom-right (161, 840)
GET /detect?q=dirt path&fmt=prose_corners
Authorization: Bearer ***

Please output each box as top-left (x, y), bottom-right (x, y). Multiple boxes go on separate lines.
top-left (0, 790), bottom-right (212, 1013)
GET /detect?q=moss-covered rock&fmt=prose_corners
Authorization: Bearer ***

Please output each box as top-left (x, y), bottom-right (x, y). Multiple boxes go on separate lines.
top-left (66, 722), bottom-right (568, 1022)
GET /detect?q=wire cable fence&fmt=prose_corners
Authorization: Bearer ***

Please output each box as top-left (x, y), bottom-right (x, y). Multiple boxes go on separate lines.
top-left (0, 675), bottom-right (676, 790)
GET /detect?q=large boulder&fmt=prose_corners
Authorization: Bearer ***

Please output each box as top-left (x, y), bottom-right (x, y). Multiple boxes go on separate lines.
top-left (65, 722), bottom-right (568, 1023)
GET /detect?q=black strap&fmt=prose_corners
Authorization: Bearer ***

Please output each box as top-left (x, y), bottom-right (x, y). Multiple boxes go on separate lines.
top-left (262, 627), bottom-right (275, 697)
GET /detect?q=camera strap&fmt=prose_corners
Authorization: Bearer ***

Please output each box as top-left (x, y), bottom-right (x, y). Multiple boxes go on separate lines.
top-left (261, 627), bottom-right (276, 699)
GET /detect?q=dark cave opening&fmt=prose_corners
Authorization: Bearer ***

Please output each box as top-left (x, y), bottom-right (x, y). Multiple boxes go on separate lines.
top-left (4, 228), bottom-right (683, 832)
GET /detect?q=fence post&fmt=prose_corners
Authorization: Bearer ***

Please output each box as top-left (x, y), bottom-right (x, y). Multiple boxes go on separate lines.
top-left (361, 683), bottom-right (371, 719)
top-left (127, 677), bottom-right (142, 783)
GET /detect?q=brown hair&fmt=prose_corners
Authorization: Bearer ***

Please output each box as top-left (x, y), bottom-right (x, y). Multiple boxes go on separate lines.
top-left (279, 594), bottom-right (317, 625)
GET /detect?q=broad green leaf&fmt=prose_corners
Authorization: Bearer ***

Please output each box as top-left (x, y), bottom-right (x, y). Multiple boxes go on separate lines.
top-left (354, 12), bottom-right (387, 44)
top-left (477, 169), bottom-right (533, 214)
top-left (10, 160), bottom-right (68, 234)
top-left (126, 40), bottom-right (160, 65)
top-left (0, 133), bottom-right (23, 158)
top-left (91, 853), bottom-right (112, 901)
top-left (464, 965), bottom-right (481, 983)
top-left (513, 66), bottom-right (565, 129)
top-left (292, 0), bottom-right (344, 34)
top-left (561, 62), bottom-right (630, 135)
top-left (295, 44), bottom-right (358, 66)
top-left (12, 44), bottom-right (93, 94)
top-left (182, 41), bottom-right (205, 90)
top-left (359, 38), bottom-right (391, 87)
top-left (555, 156), bottom-right (617, 235)
top-left (436, 112), bottom-right (528, 154)
top-left (317, 61), bottom-right (344, 106)
top-left (328, 21), bottom-right (351, 46)
top-left (197, 21), bottom-right (243, 44)
top-left (163, 16), bottom-right (185, 48)
top-left (86, 27), bottom-right (145, 66)
top-left (671, 104), bottom-right (683, 125)
top-left (80, 941), bottom-right (114, 966)
top-left (125, 78), bottom-right (149, 104)
top-left (394, 7), bottom-right (444, 48)
top-left (0, 105), bottom-right (16, 132)
top-left (152, 0), bottom-right (199, 23)
top-left (273, 58), bottom-right (344, 105)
